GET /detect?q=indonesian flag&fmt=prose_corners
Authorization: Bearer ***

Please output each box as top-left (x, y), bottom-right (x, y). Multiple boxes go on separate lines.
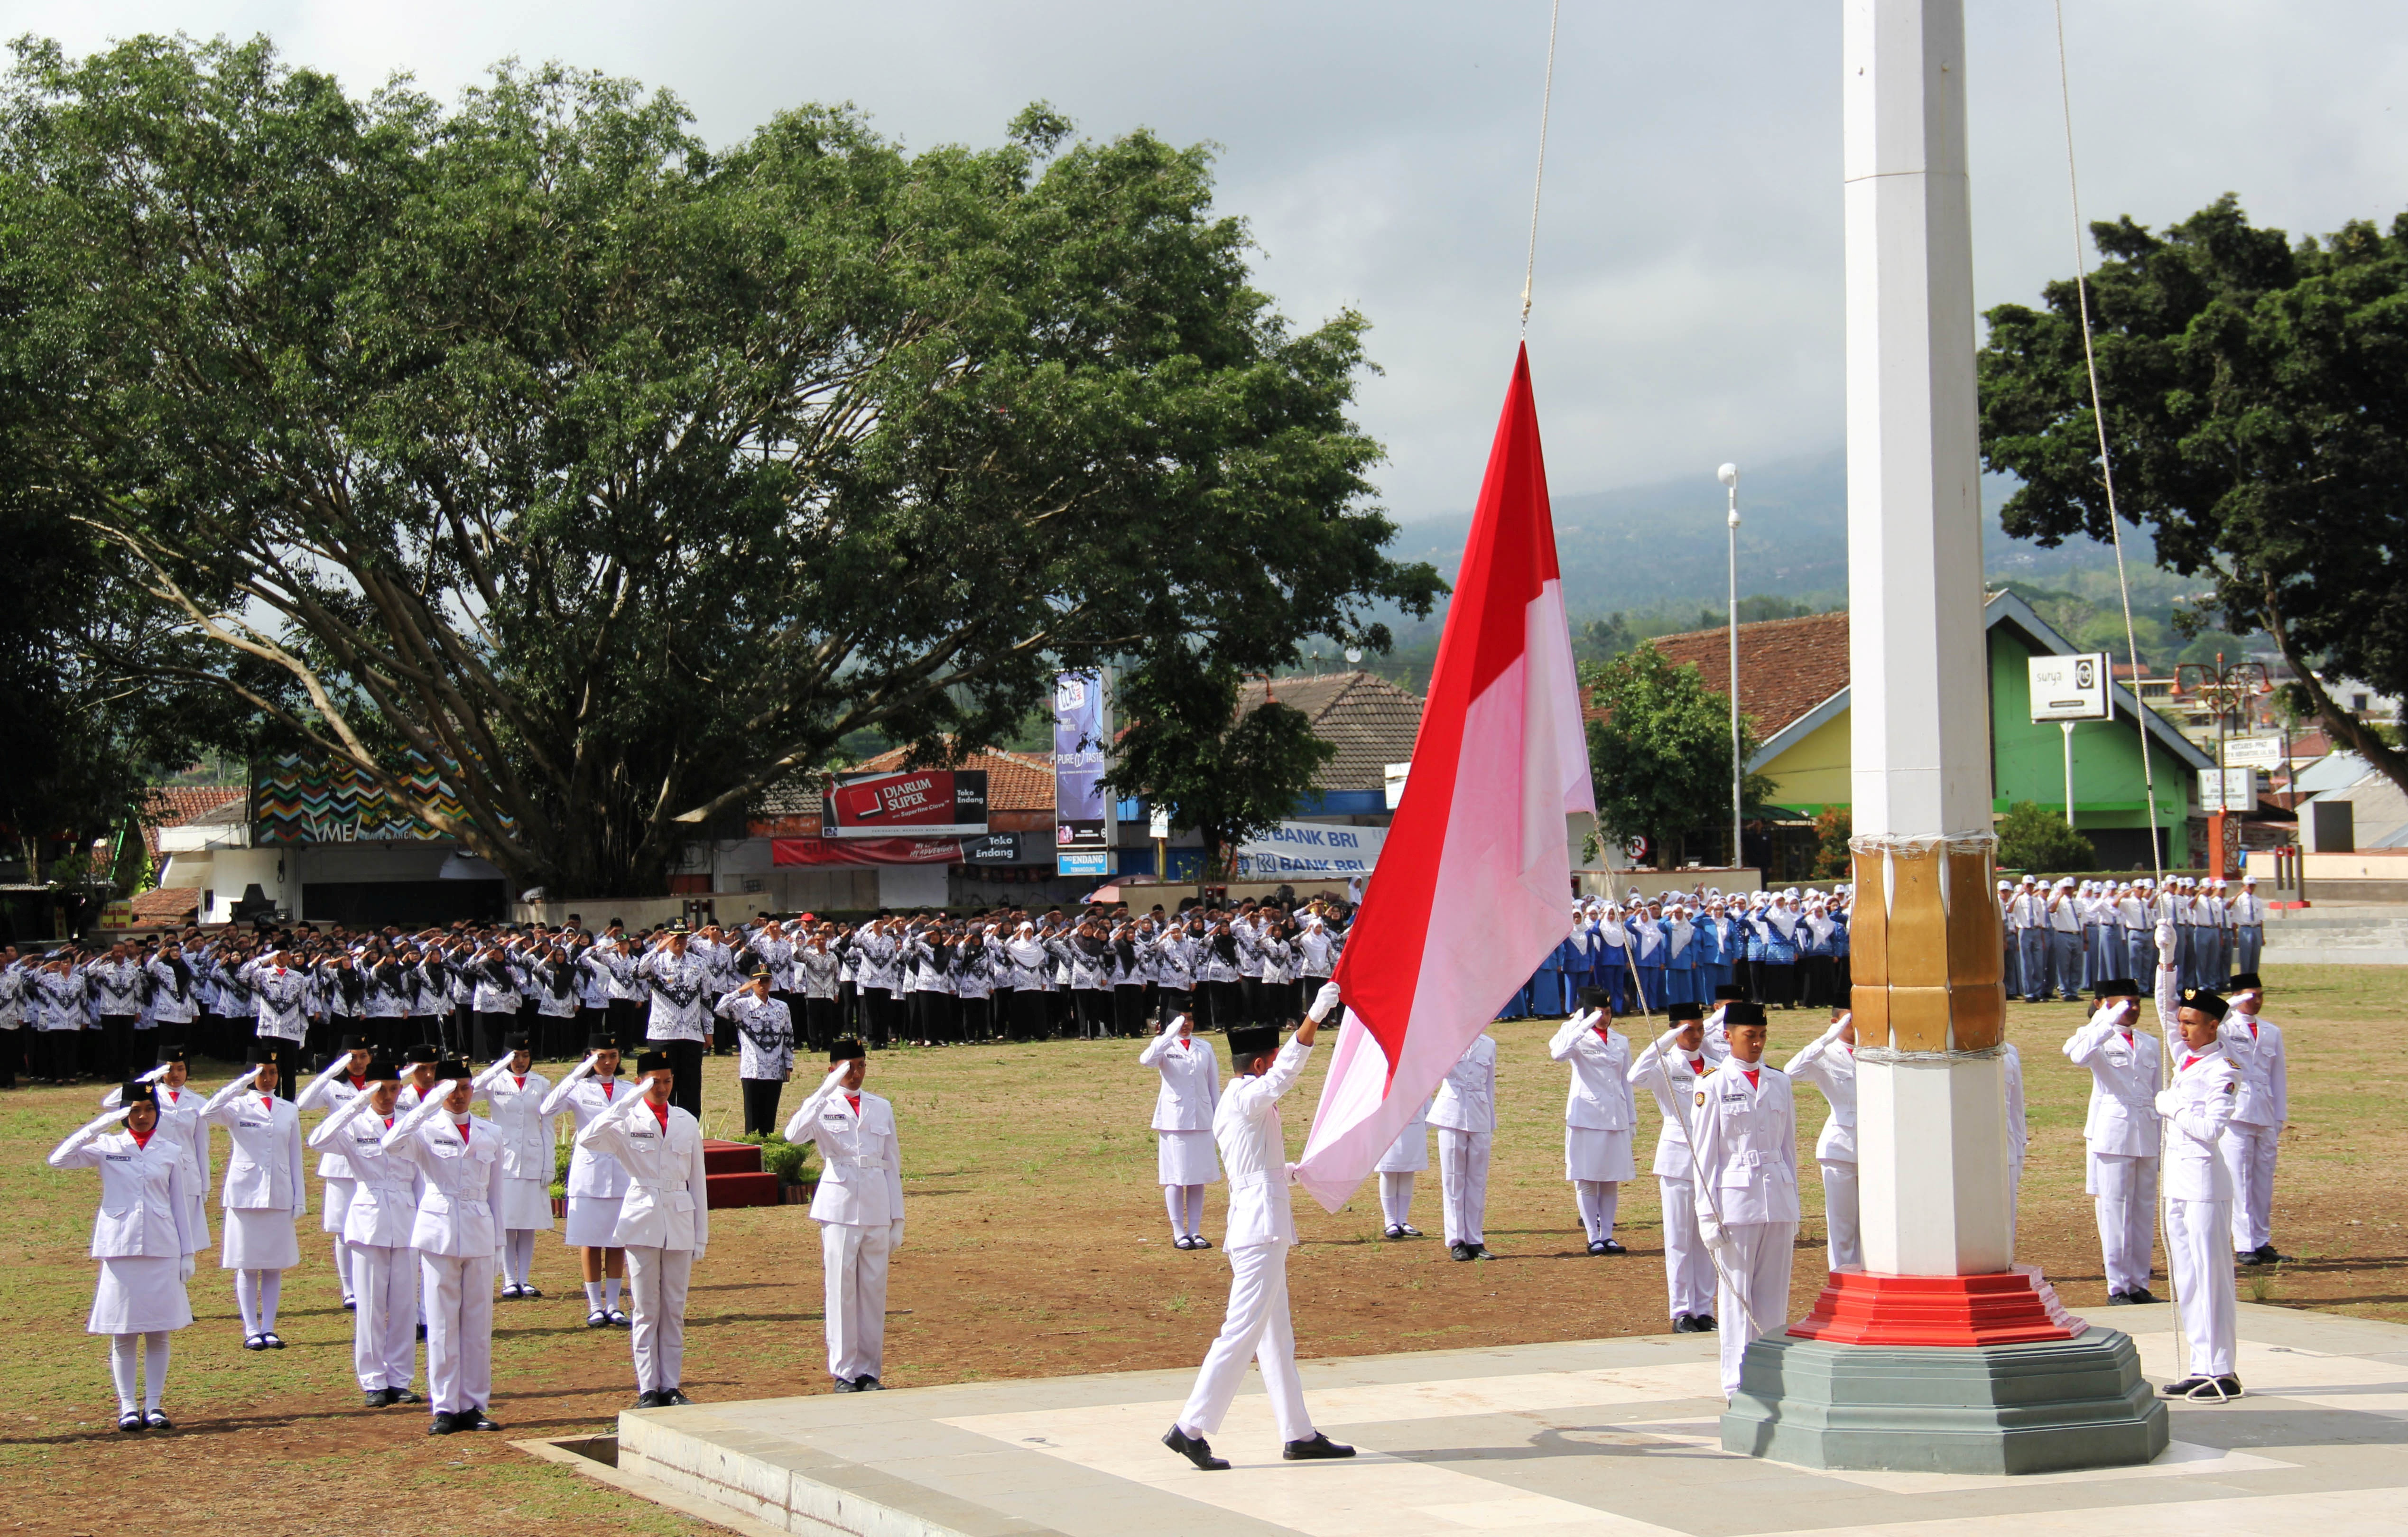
top-left (1295, 345), bottom-right (1593, 1211)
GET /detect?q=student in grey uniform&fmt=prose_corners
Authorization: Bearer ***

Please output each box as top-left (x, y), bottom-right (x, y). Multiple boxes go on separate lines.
top-left (50, 1081), bottom-right (199, 1430)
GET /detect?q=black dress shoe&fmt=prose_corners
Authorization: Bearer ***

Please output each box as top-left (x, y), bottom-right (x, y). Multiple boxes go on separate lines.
top-left (1283, 1432), bottom-right (1356, 1461)
top-left (1163, 1425), bottom-right (1229, 1471)
top-left (832, 1378), bottom-right (858, 1393)
top-left (2237, 1250), bottom-right (2264, 1268)
top-left (1670, 1315), bottom-right (1694, 1333)
top-left (2214, 1375), bottom-right (2244, 1399)
top-left (1587, 1240), bottom-right (1607, 1256)
top-left (2253, 1245), bottom-right (2290, 1265)
top-left (242, 1334), bottom-right (267, 1352)
top-left (586, 1309), bottom-right (611, 1330)
top-left (1398, 1224), bottom-right (1423, 1237)
top-left (143, 1410), bottom-right (173, 1430)
top-left (1194, 1236), bottom-right (1212, 1249)
top-left (1383, 1225), bottom-right (1405, 1240)
top-left (520, 1284), bottom-right (543, 1299)
top-left (343, 1298), bottom-right (358, 1311)
top-left (364, 1388), bottom-right (396, 1408)
top-left (1600, 1239), bottom-right (1627, 1256)
top-left (389, 1388), bottom-right (422, 1405)
top-left (2105, 1290), bottom-right (2132, 1306)
top-left (2126, 1287), bottom-right (2159, 1305)
top-left (632, 1390), bottom-right (667, 1410)
top-left (428, 1413), bottom-right (459, 1436)
top-left (262, 1333), bottom-right (286, 1349)
top-left (2161, 1376), bottom-right (2211, 1398)
top-left (460, 1407), bottom-right (502, 1431)
top-left (853, 1375), bottom-right (883, 1391)
top-left (118, 1412), bottom-right (145, 1433)
top-left (665, 1388), bottom-right (694, 1406)
top-left (1696, 1314), bottom-right (1717, 1331)
top-left (1470, 1244), bottom-right (1494, 1261)
top-left (1449, 1242), bottom-right (1473, 1261)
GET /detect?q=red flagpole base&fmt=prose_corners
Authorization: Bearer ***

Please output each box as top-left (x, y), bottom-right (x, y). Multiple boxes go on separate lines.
top-left (1786, 1263), bottom-right (2084, 1348)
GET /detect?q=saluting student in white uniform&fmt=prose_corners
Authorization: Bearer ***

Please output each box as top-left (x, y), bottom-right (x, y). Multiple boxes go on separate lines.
top-left (1548, 987), bottom-right (1635, 1255)
top-left (202, 1044), bottom-right (307, 1351)
top-left (50, 1080), bottom-right (199, 1431)
top-left (2218, 971), bottom-right (2288, 1267)
top-left (1429, 1032), bottom-right (1498, 1261)
top-left (1630, 1001), bottom-right (1723, 1332)
top-left (2063, 977), bottom-right (2161, 1305)
top-left (577, 1048), bottom-right (710, 1408)
top-left (296, 1036), bottom-right (375, 1310)
top-left (308, 1056), bottom-right (423, 1407)
top-left (1691, 1001), bottom-right (1798, 1401)
top-left (1784, 1010), bottom-right (1860, 1271)
top-left (2150, 937), bottom-right (2244, 1402)
top-left (381, 1059), bottom-right (507, 1435)
top-left (1375, 1092), bottom-right (1433, 1240)
top-left (541, 1033), bottom-right (633, 1327)
top-left (1139, 1010), bottom-right (1221, 1250)
top-left (109, 1043), bottom-right (210, 1248)
top-left (472, 1032), bottom-right (556, 1300)
top-left (1161, 984), bottom-right (1355, 1472)
top-left (785, 1037), bottom-right (907, 1392)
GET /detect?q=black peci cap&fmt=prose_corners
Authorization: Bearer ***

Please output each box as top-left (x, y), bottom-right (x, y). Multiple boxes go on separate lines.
top-left (1577, 986), bottom-right (1613, 1010)
top-left (339, 1032), bottom-right (370, 1051)
top-left (828, 1038), bottom-right (867, 1062)
top-left (155, 1043), bottom-right (187, 1066)
top-left (119, 1080), bottom-right (157, 1108)
top-left (1227, 1025), bottom-right (1281, 1058)
top-left (361, 1057), bottom-right (402, 1081)
top-left (1723, 1001), bottom-right (1769, 1028)
top-left (1666, 1001), bottom-right (1704, 1023)
top-left (587, 1030), bottom-right (618, 1053)
top-left (2226, 972), bottom-right (2262, 991)
top-left (404, 1044), bottom-right (440, 1065)
top-left (434, 1059), bottom-right (471, 1079)
top-left (2093, 978), bottom-right (2143, 999)
top-left (246, 1042), bottom-right (284, 1068)
top-left (2180, 988), bottom-right (2230, 1021)
top-left (635, 1049), bottom-right (673, 1075)
top-left (504, 1030), bottom-right (530, 1050)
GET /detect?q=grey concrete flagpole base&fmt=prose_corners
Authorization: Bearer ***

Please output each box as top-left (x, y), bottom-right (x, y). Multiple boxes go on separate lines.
top-left (1720, 1327), bottom-right (2170, 1475)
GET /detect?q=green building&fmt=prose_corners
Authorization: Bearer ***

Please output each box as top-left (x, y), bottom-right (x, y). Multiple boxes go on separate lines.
top-left (1649, 592), bottom-right (2210, 877)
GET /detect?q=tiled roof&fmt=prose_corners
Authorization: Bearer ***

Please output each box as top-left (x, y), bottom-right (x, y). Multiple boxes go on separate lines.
top-left (1627, 611), bottom-right (1852, 741)
top-left (131, 887), bottom-right (200, 924)
top-left (138, 786), bottom-right (245, 858)
top-left (1237, 671), bottom-right (1426, 793)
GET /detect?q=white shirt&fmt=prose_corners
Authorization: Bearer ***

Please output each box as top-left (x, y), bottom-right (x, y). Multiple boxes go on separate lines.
top-left (1214, 1038), bottom-right (1312, 1250)
top-left (380, 1105), bottom-right (506, 1258)
top-left (473, 1064), bottom-right (558, 1187)
top-left (539, 1069), bottom-right (634, 1199)
top-left (1138, 1028), bottom-right (1222, 1132)
top-left (1784, 1025), bottom-right (1858, 1164)
top-left (1547, 1015), bottom-right (1634, 1132)
top-left (2221, 1012), bottom-right (2288, 1127)
top-left (2062, 1004), bottom-right (2163, 1158)
top-left (1428, 1035), bottom-right (1498, 1134)
top-left (577, 1093), bottom-right (711, 1253)
top-left (307, 1094), bottom-right (419, 1248)
top-left (1629, 1035), bottom-right (1724, 1181)
top-left (2158, 1040), bottom-right (2241, 1203)
top-left (1689, 1056), bottom-right (1799, 1226)
top-left (784, 1074), bottom-right (906, 1230)
top-left (203, 1082), bottom-right (307, 1216)
top-left (49, 1121), bottom-right (196, 1259)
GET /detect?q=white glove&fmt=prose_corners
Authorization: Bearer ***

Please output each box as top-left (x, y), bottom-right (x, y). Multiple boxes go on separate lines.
top-left (139, 1063), bottom-right (172, 1084)
top-left (2152, 1089), bottom-right (2179, 1117)
top-left (1696, 1209), bottom-right (1723, 1249)
top-left (1824, 1014), bottom-right (1851, 1042)
top-left (1658, 1028), bottom-right (1684, 1054)
top-left (179, 1254), bottom-right (195, 1283)
top-left (2156, 922), bottom-right (2179, 962)
top-left (1307, 980), bottom-right (1344, 1023)
top-left (887, 1220), bottom-right (905, 1251)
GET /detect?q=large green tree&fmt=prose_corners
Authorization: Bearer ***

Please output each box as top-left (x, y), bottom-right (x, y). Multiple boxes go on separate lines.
top-left (1583, 646), bottom-right (1775, 871)
top-left (1980, 194), bottom-right (2408, 795)
top-left (0, 36), bottom-right (1438, 896)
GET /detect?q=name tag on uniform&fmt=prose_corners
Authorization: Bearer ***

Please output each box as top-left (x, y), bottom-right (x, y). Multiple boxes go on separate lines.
top-left (630, 1129), bottom-right (656, 1140)
top-left (104, 1153), bottom-right (135, 1163)
top-left (239, 1118), bottom-right (269, 1130)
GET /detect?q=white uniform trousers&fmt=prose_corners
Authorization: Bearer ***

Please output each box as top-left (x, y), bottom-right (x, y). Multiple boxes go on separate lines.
top-left (1818, 1160), bottom-right (1861, 1272)
top-left (350, 1242), bottom-right (419, 1391)
top-left (626, 1246), bottom-right (695, 1392)
top-left (1175, 1240), bottom-right (1312, 1444)
top-left (819, 1221), bottom-right (892, 1381)
top-left (1436, 1129), bottom-right (1491, 1247)
top-left (2089, 1153), bottom-right (2158, 1296)
top-left (1714, 1221), bottom-right (1797, 1399)
top-left (1658, 1177), bottom-right (1714, 1320)
top-left (2165, 1197), bottom-right (2237, 1377)
top-left (419, 1252), bottom-right (496, 1416)
top-left (2222, 1124), bottom-right (2279, 1253)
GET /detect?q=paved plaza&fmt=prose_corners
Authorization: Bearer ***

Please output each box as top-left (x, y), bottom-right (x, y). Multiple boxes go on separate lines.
top-left (573, 1301), bottom-right (2408, 1536)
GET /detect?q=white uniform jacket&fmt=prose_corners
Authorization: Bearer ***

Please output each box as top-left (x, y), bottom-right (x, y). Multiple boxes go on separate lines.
top-left (1138, 1030), bottom-right (1222, 1131)
top-left (1215, 1037), bottom-right (1313, 1250)
top-left (1547, 1015), bottom-right (1635, 1131)
top-left (1689, 1059), bottom-right (1800, 1226)
top-left (785, 1074), bottom-right (906, 1230)
top-left (2158, 1042), bottom-right (2241, 1203)
top-left (473, 1065), bottom-right (558, 1187)
top-left (1427, 1035), bottom-right (1498, 1134)
top-left (2062, 1006), bottom-right (2162, 1157)
top-left (380, 1102), bottom-right (506, 1258)
top-left (203, 1082), bottom-right (307, 1217)
top-left (308, 1095), bottom-right (419, 1247)
top-left (576, 1093), bottom-right (711, 1253)
top-left (539, 1068), bottom-right (633, 1199)
top-left (2221, 1012), bottom-right (2288, 1128)
top-left (1784, 1028), bottom-right (1859, 1164)
top-left (296, 1061), bottom-right (366, 1181)
top-left (1629, 1036), bottom-right (1723, 1180)
top-left (50, 1122), bottom-right (197, 1259)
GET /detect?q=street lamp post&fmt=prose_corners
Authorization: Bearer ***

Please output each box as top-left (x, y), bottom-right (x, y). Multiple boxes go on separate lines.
top-left (1719, 462), bottom-right (1743, 870)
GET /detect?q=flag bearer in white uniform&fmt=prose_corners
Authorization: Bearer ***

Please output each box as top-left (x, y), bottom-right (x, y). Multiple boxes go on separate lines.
top-left (1631, 1001), bottom-right (1723, 1332)
top-left (2063, 977), bottom-right (2162, 1305)
top-left (203, 1043), bottom-right (306, 1350)
top-left (1430, 1031), bottom-right (1498, 1261)
top-left (50, 1081), bottom-right (199, 1431)
top-left (2218, 971), bottom-right (2288, 1267)
top-left (577, 1049), bottom-right (711, 1407)
top-left (473, 1032), bottom-right (557, 1299)
top-left (1375, 1092), bottom-right (1433, 1240)
top-left (1784, 1009), bottom-right (1860, 1271)
top-left (1161, 984), bottom-right (1355, 1472)
top-left (296, 1036), bottom-right (374, 1310)
top-left (1139, 1010), bottom-right (1221, 1250)
top-left (308, 1057), bottom-right (423, 1407)
top-left (785, 1037), bottom-right (907, 1392)
top-left (2151, 953), bottom-right (2244, 1402)
top-left (1691, 1001), bottom-right (1797, 1400)
top-left (542, 1032), bottom-right (632, 1327)
top-left (381, 1059), bottom-right (506, 1434)
top-left (1548, 987), bottom-right (1636, 1255)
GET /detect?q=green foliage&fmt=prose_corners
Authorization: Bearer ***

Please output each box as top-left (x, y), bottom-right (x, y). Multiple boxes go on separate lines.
top-left (732, 1130), bottom-right (814, 1183)
top-left (1979, 192), bottom-right (2408, 795)
top-left (1996, 800), bottom-right (2098, 875)
top-left (0, 36), bottom-right (1438, 896)
top-left (1810, 807), bottom-right (1852, 880)
top-left (1582, 647), bottom-right (1777, 869)
top-left (1106, 663), bottom-right (1334, 878)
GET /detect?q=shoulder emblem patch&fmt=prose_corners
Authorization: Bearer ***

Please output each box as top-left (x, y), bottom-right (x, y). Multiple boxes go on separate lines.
top-left (1695, 1091), bottom-right (1706, 1107)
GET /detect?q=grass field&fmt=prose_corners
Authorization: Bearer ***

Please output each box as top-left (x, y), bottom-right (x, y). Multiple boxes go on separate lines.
top-left (3, 963), bottom-right (2401, 1536)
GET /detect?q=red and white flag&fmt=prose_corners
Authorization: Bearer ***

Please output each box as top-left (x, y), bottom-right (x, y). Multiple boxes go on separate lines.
top-left (1296, 345), bottom-right (1593, 1211)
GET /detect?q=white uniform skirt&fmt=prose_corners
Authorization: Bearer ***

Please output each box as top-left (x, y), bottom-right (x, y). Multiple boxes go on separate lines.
top-left (1565, 1127), bottom-right (1637, 1184)
top-left (89, 1256), bottom-right (194, 1335)
top-left (501, 1176), bottom-right (556, 1231)
top-left (1378, 1122), bottom-right (1430, 1174)
top-left (1156, 1129), bottom-right (1219, 1186)
top-left (563, 1194), bottom-right (623, 1247)
top-left (321, 1177), bottom-right (356, 1235)
top-left (220, 1207), bottom-right (300, 1270)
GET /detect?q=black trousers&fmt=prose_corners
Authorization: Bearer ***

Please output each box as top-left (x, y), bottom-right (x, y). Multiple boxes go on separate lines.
top-left (607, 997), bottom-right (645, 1055)
top-left (1158, 986), bottom-right (1194, 1028)
top-left (474, 1010), bottom-right (516, 1061)
top-left (956, 995), bottom-right (992, 1041)
top-left (38, 1029), bottom-right (76, 1081)
top-left (803, 997), bottom-right (840, 1052)
top-left (741, 1076), bottom-right (784, 1137)
top-left (1010, 989), bottom-right (1049, 1042)
top-left (0, 1028), bottom-right (15, 1088)
top-left (658, 1037), bottom-right (704, 1118)
top-left (1801, 955), bottom-right (1836, 1010)
top-left (99, 1015), bottom-right (138, 1082)
top-left (1757, 962), bottom-right (1798, 1009)
top-left (1072, 988), bottom-right (1110, 1038)
top-left (859, 988), bottom-right (893, 1048)
top-left (1113, 986), bottom-right (1148, 1038)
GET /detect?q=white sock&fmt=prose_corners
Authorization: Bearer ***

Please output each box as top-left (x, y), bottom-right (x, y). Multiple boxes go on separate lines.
top-left (332, 1236), bottom-right (353, 1299)
top-left (605, 1277), bottom-right (622, 1313)
top-left (257, 1270), bottom-right (283, 1332)
top-left (1380, 1171), bottom-right (1413, 1227)
top-left (235, 1270), bottom-right (261, 1335)
top-left (110, 1334), bottom-right (138, 1414)
top-left (144, 1333), bottom-right (170, 1413)
top-left (584, 1281), bottom-right (604, 1312)
top-left (510, 1230), bottom-right (537, 1286)
top-left (1184, 1185), bottom-right (1206, 1238)
top-left (1164, 1185), bottom-right (1186, 1239)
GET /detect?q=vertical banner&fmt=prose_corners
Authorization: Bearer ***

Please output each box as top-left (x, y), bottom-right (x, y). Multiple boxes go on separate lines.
top-left (1054, 670), bottom-right (1115, 876)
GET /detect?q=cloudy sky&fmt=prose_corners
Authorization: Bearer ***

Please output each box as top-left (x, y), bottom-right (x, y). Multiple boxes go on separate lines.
top-left (11, 2), bottom-right (2404, 520)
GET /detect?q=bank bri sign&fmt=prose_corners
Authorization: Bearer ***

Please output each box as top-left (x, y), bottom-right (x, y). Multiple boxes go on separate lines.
top-left (1232, 820), bottom-right (1388, 878)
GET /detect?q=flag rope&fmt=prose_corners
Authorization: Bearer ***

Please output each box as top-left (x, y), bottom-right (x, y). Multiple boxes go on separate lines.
top-left (1519, 0), bottom-right (1563, 334)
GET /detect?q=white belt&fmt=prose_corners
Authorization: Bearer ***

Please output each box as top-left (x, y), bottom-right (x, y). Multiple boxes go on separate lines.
top-left (828, 1157), bottom-right (887, 1172)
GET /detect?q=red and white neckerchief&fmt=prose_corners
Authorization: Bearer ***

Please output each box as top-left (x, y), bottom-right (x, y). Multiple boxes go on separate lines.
top-left (453, 1119), bottom-right (472, 1146)
top-left (1686, 1056), bottom-right (1706, 1076)
top-left (601, 1080), bottom-right (616, 1100)
top-left (130, 1124), bottom-right (154, 1150)
top-left (648, 1099), bottom-right (670, 1131)
top-left (259, 1095), bottom-right (275, 1113)
top-left (1742, 1068), bottom-right (1761, 1091)
top-left (512, 1074), bottom-right (527, 1088)
top-left (845, 1093), bottom-right (862, 1116)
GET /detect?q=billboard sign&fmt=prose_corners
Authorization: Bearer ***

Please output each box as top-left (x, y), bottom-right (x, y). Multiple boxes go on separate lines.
top-left (2223, 735), bottom-right (2285, 769)
top-left (1054, 670), bottom-right (1114, 873)
top-left (1232, 820), bottom-right (1388, 879)
top-left (823, 768), bottom-right (988, 838)
top-left (2028, 652), bottom-right (2113, 722)
top-left (962, 832), bottom-right (1028, 866)
top-left (2198, 767), bottom-right (2258, 813)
